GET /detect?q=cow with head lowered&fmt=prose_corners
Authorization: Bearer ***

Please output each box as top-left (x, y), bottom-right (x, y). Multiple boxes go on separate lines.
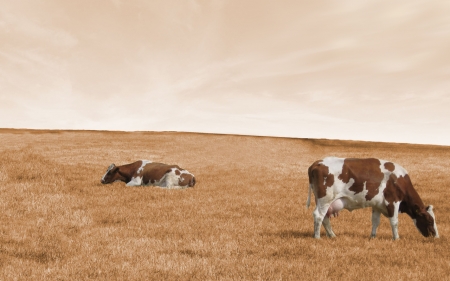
top-left (101, 160), bottom-right (196, 189)
top-left (307, 157), bottom-right (439, 240)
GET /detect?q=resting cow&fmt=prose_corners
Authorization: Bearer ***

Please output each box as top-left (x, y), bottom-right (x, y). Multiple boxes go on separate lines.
top-left (101, 160), bottom-right (196, 189)
top-left (307, 157), bottom-right (439, 240)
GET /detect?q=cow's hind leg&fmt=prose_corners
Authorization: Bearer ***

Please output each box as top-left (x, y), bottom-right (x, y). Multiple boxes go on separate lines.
top-left (322, 216), bottom-right (336, 238)
top-left (371, 209), bottom-right (381, 238)
top-left (313, 206), bottom-right (329, 239)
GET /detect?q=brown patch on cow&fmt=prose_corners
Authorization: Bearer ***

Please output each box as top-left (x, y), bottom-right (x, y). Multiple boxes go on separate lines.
top-left (175, 169), bottom-right (181, 175)
top-left (395, 174), bottom-right (425, 216)
top-left (140, 163), bottom-right (177, 184)
top-left (115, 161), bottom-right (145, 183)
top-left (324, 174), bottom-right (335, 188)
top-left (308, 161), bottom-right (334, 199)
top-left (384, 162), bottom-right (395, 172)
top-left (338, 158), bottom-right (384, 201)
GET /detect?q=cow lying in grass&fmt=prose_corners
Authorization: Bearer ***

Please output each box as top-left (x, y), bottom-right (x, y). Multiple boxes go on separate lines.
top-left (101, 160), bottom-right (196, 189)
top-left (307, 157), bottom-right (439, 240)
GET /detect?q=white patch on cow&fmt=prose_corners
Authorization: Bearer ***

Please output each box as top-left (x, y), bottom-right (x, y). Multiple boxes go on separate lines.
top-left (338, 180), bottom-right (384, 212)
top-left (321, 157), bottom-right (344, 175)
top-left (319, 157), bottom-right (347, 198)
top-left (165, 168), bottom-right (182, 188)
top-left (379, 160), bottom-right (392, 182)
top-left (392, 164), bottom-right (407, 178)
top-left (179, 170), bottom-right (194, 177)
top-left (137, 160), bottom-right (152, 174)
top-left (127, 176), bottom-right (143, 186)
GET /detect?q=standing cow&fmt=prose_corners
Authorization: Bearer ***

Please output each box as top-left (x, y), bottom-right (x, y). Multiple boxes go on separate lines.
top-left (101, 160), bottom-right (196, 189)
top-left (307, 157), bottom-right (439, 240)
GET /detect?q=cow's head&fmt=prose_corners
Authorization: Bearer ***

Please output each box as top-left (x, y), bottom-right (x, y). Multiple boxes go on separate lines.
top-left (414, 205), bottom-right (439, 238)
top-left (101, 164), bottom-right (121, 184)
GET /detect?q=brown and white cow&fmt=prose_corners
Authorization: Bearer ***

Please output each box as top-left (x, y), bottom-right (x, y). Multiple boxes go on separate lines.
top-left (101, 160), bottom-right (196, 189)
top-left (307, 157), bottom-right (439, 240)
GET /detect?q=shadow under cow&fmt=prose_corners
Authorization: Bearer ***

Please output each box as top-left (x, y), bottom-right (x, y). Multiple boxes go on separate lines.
top-left (260, 230), bottom-right (311, 239)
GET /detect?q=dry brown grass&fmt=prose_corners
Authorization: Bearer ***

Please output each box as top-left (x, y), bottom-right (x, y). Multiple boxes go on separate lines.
top-left (0, 129), bottom-right (449, 280)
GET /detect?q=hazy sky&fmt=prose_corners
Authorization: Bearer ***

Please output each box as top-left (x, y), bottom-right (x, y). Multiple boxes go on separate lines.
top-left (1, 1), bottom-right (450, 145)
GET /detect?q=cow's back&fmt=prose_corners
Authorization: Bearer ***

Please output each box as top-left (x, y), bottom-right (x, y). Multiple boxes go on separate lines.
top-left (311, 157), bottom-right (409, 208)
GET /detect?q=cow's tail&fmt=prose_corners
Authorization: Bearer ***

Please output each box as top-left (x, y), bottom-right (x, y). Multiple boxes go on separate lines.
top-left (306, 183), bottom-right (312, 209)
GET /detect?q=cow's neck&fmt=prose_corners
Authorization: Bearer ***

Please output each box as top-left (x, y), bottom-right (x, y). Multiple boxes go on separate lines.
top-left (116, 161), bottom-right (142, 183)
top-left (117, 167), bottom-right (133, 183)
top-left (400, 187), bottom-right (426, 219)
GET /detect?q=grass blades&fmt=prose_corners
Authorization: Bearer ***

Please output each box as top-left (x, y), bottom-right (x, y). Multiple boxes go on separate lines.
top-left (0, 129), bottom-right (449, 280)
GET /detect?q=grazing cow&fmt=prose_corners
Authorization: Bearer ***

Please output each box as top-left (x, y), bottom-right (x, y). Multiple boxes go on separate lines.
top-left (101, 160), bottom-right (196, 189)
top-left (307, 157), bottom-right (439, 240)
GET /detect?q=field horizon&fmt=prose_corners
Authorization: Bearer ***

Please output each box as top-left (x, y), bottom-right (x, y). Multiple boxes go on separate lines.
top-left (0, 129), bottom-right (449, 280)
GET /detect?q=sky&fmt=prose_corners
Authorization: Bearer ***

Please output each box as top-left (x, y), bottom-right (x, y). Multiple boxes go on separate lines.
top-left (1, 0), bottom-right (450, 145)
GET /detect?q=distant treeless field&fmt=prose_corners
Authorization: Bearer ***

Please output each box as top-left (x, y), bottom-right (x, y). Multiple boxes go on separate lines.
top-left (0, 129), bottom-right (449, 280)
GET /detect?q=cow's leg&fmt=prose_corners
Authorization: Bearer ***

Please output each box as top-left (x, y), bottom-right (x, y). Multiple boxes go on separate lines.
top-left (313, 205), bottom-right (328, 239)
top-left (313, 209), bottom-right (323, 239)
top-left (322, 216), bottom-right (336, 238)
top-left (371, 209), bottom-right (381, 238)
top-left (388, 202), bottom-right (401, 240)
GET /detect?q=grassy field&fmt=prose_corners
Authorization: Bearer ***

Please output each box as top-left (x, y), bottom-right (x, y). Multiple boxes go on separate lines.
top-left (0, 129), bottom-right (449, 280)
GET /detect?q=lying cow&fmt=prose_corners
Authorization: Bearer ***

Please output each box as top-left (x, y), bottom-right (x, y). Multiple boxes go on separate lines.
top-left (101, 160), bottom-right (196, 189)
top-left (307, 157), bottom-right (439, 240)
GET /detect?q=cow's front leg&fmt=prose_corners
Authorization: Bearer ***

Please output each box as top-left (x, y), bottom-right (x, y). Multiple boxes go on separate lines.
top-left (388, 202), bottom-right (401, 240)
top-left (322, 216), bottom-right (336, 238)
top-left (371, 209), bottom-right (381, 238)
